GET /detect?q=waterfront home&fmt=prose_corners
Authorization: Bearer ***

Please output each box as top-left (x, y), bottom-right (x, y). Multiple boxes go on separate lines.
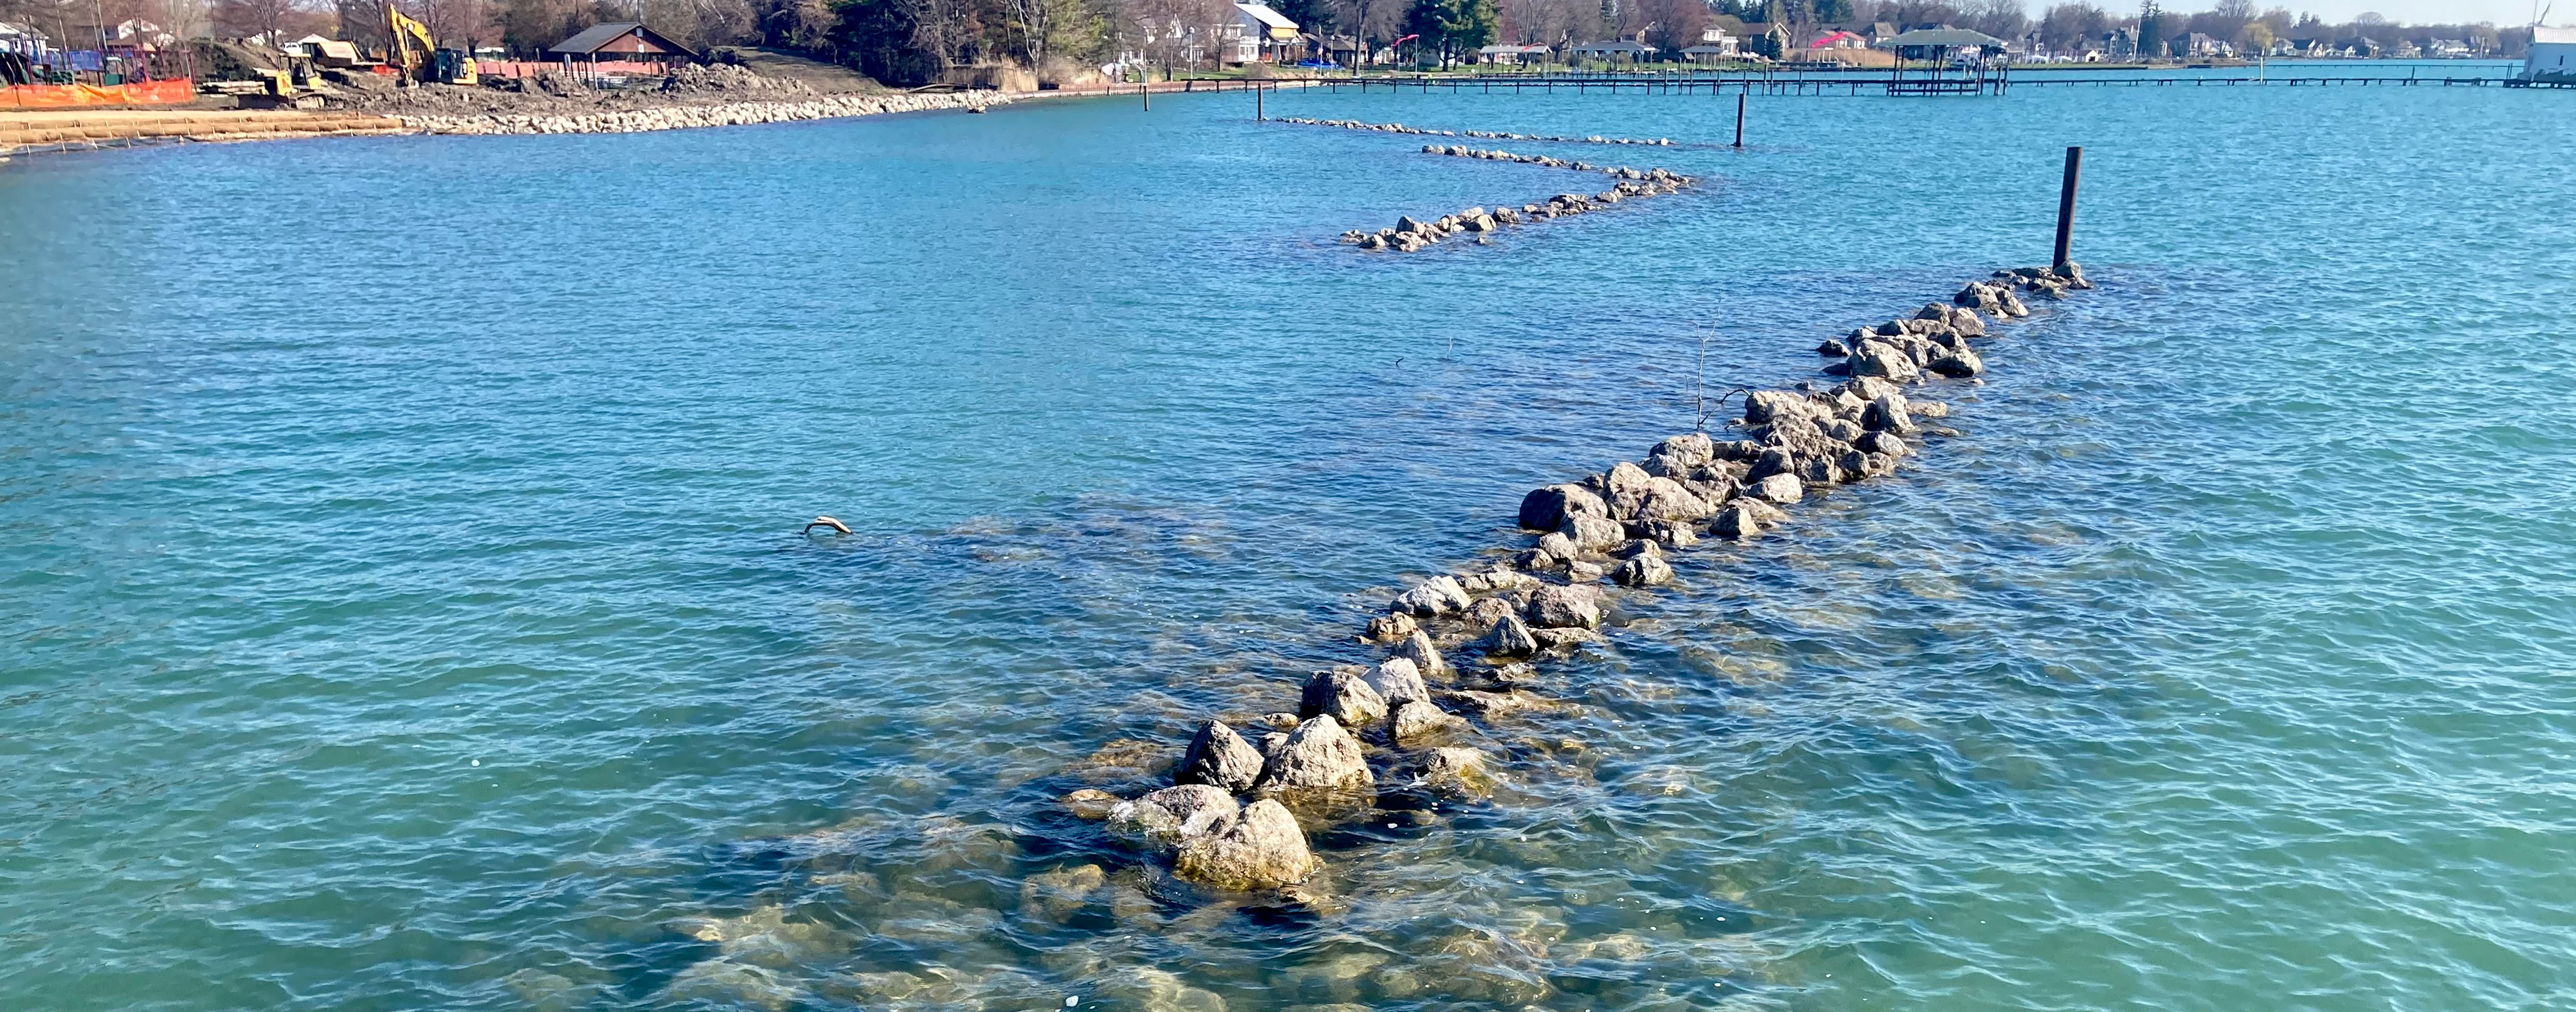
top-left (2527, 26), bottom-right (2576, 83)
top-left (2426, 38), bottom-right (2472, 58)
top-left (1568, 40), bottom-right (1652, 64)
top-left (1228, 4), bottom-right (1298, 64)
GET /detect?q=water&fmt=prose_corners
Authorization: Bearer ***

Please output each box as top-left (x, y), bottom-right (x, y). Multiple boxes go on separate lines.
top-left (5, 79), bottom-right (2576, 1012)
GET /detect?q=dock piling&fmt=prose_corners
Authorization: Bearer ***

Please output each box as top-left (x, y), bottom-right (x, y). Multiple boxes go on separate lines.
top-left (1734, 94), bottom-right (1745, 149)
top-left (2053, 146), bottom-right (2082, 272)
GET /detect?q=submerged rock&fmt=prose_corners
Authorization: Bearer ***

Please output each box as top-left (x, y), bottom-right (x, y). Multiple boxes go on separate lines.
top-left (1109, 784), bottom-right (1240, 849)
top-left (1409, 747), bottom-right (1498, 800)
top-left (1063, 788), bottom-right (1122, 819)
top-left (1175, 719), bottom-right (1266, 794)
top-left (1254, 714), bottom-right (1373, 792)
top-left (1174, 798), bottom-right (1317, 891)
top-left (1388, 699), bottom-right (1469, 746)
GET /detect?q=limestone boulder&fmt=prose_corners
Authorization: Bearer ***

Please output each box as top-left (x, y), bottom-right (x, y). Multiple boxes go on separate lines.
top-left (1175, 719), bottom-right (1266, 794)
top-left (1752, 472), bottom-right (1804, 505)
top-left (1560, 512), bottom-right (1625, 550)
top-left (1363, 656), bottom-right (1430, 706)
top-left (1363, 612), bottom-right (1417, 643)
top-left (1173, 798), bottom-right (1317, 891)
top-left (1860, 392), bottom-right (1914, 433)
top-left (1387, 699), bottom-right (1469, 747)
top-left (1391, 575), bottom-right (1471, 617)
top-left (1525, 585), bottom-right (1602, 629)
top-left (1478, 613), bottom-right (1538, 657)
top-left (1613, 554), bottom-right (1674, 587)
top-left (1391, 631), bottom-right (1443, 680)
top-left (1928, 348), bottom-right (1984, 378)
top-left (1298, 669), bottom-right (1387, 728)
top-left (1253, 714), bottom-right (1374, 792)
top-left (1517, 483), bottom-right (1608, 531)
top-left (1108, 784), bottom-right (1241, 849)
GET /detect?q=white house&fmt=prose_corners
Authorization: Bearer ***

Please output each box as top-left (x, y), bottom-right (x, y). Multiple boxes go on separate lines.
top-left (2527, 25), bottom-right (2576, 83)
top-left (1229, 3), bottom-right (1297, 63)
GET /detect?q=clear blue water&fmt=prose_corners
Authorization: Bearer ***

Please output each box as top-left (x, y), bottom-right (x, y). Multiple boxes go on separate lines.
top-left (5, 79), bottom-right (2575, 1012)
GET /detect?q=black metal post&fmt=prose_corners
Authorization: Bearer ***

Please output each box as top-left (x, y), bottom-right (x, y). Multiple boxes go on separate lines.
top-left (2053, 146), bottom-right (2083, 272)
top-left (1734, 93), bottom-right (1745, 148)
top-left (1256, 81), bottom-right (1263, 120)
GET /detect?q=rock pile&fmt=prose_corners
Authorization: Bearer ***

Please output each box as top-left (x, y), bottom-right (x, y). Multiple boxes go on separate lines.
top-left (396, 90), bottom-right (1010, 137)
top-left (1336, 174), bottom-right (1692, 253)
top-left (1059, 262), bottom-right (2096, 895)
top-left (1419, 143), bottom-right (1690, 184)
top-left (1276, 116), bottom-right (1674, 146)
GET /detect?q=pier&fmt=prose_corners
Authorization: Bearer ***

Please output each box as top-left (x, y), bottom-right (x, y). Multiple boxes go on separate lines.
top-left (1271, 66), bottom-right (2522, 97)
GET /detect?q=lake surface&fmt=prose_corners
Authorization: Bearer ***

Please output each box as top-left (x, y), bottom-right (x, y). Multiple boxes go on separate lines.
top-left (5, 77), bottom-right (2575, 1012)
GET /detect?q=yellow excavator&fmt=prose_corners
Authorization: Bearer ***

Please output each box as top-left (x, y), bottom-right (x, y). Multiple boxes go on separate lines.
top-left (387, 4), bottom-right (476, 85)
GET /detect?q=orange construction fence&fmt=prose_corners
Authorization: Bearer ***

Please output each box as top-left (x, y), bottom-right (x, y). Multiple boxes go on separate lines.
top-left (3, 80), bottom-right (198, 108)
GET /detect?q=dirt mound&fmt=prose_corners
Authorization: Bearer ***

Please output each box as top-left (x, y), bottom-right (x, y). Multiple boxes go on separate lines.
top-left (706, 47), bottom-right (889, 94)
top-left (191, 40), bottom-right (282, 81)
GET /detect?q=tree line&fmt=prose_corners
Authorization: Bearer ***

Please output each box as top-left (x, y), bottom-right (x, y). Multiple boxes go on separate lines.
top-left (0, 0), bottom-right (2541, 86)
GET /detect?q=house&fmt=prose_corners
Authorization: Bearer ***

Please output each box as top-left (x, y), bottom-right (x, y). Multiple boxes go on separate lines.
top-left (1229, 3), bottom-right (1297, 63)
top-left (1475, 43), bottom-right (1550, 64)
top-left (2526, 25), bottom-right (2576, 83)
top-left (2393, 39), bottom-right (2420, 58)
top-left (2426, 38), bottom-right (2471, 58)
top-left (1808, 29), bottom-right (1866, 50)
top-left (1567, 40), bottom-right (1652, 63)
top-left (2344, 37), bottom-right (2381, 58)
top-left (546, 22), bottom-right (696, 65)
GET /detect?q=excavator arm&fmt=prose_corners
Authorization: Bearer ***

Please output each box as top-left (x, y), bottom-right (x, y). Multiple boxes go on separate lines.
top-left (386, 4), bottom-right (436, 80)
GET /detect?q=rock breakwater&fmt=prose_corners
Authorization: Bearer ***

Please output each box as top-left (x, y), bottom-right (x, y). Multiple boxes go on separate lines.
top-left (1338, 172), bottom-right (1692, 252)
top-left (396, 90), bottom-right (1010, 137)
top-left (1276, 116), bottom-right (1675, 146)
top-left (1055, 262), bottom-right (2097, 896)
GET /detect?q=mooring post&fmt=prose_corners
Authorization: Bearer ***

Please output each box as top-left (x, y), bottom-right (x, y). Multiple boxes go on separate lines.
top-left (1734, 93), bottom-right (1745, 148)
top-left (1256, 81), bottom-right (1263, 120)
top-left (2053, 145), bottom-right (2083, 272)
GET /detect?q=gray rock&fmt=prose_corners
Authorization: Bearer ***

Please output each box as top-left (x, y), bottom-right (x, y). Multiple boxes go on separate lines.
top-left (1254, 714), bottom-right (1374, 792)
top-left (1363, 612), bottom-right (1417, 643)
top-left (1525, 585), bottom-right (1603, 629)
top-left (1408, 747), bottom-right (1497, 800)
top-left (1752, 472), bottom-right (1804, 505)
top-left (1567, 560), bottom-right (1606, 583)
top-left (1529, 627), bottom-right (1597, 651)
top-left (1560, 513), bottom-right (1624, 550)
top-left (1391, 575), bottom-right (1470, 617)
top-left (1393, 631), bottom-right (1443, 681)
top-left (1747, 447), bottom-right (1795, 481)
top-left (1851, 340), bottom-right (1921, 382)
top-left (1173, 798), bottom-right (1316, 891)
top-left (1908, 399), bottom-right (1951, 419)
top-left (1648, 433), bottom-right (1716, 470)
top-left (1466, 595), bottom-right (1515, 629)
top-left (1712, 502), bottom-right (1766, 538)
top-left (1630, 517), bottom-right (1700, 546)
top-left (1109, 784), bottom-right (1241, 849)
top-left (1795, 454), bottom-right (1843, 487)
top-left (1363, 656), bottom-right (1430, 706)
top-left (1298, 669), bottom-right (1387, 728)
top-left (1858, 430), bottom-right (1908, 456)
top-left (1744, 389), bottom-right (1809, 425)
top-left (1517, 483), bottom-right (1608, 531)
top-left (1928, 348), bottom-right (1984, 377)
top-left (1861, 392), bottom-right (1915, 433)
top-left (1817, 338), bottom-right (1851, 357)
top-left (1479, 614), bottom-right (1538, 657)
top-left (1387, 699), bottom-right (1468, 746)
top-left (1175, 719), bottom-right (1266, 793)
top-left (1612, 554), bottom-right (1673, 587)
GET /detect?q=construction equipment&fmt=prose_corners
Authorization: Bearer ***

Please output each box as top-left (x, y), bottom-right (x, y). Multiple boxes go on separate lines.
top-left (385, 4), bottom-right (476, 85)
